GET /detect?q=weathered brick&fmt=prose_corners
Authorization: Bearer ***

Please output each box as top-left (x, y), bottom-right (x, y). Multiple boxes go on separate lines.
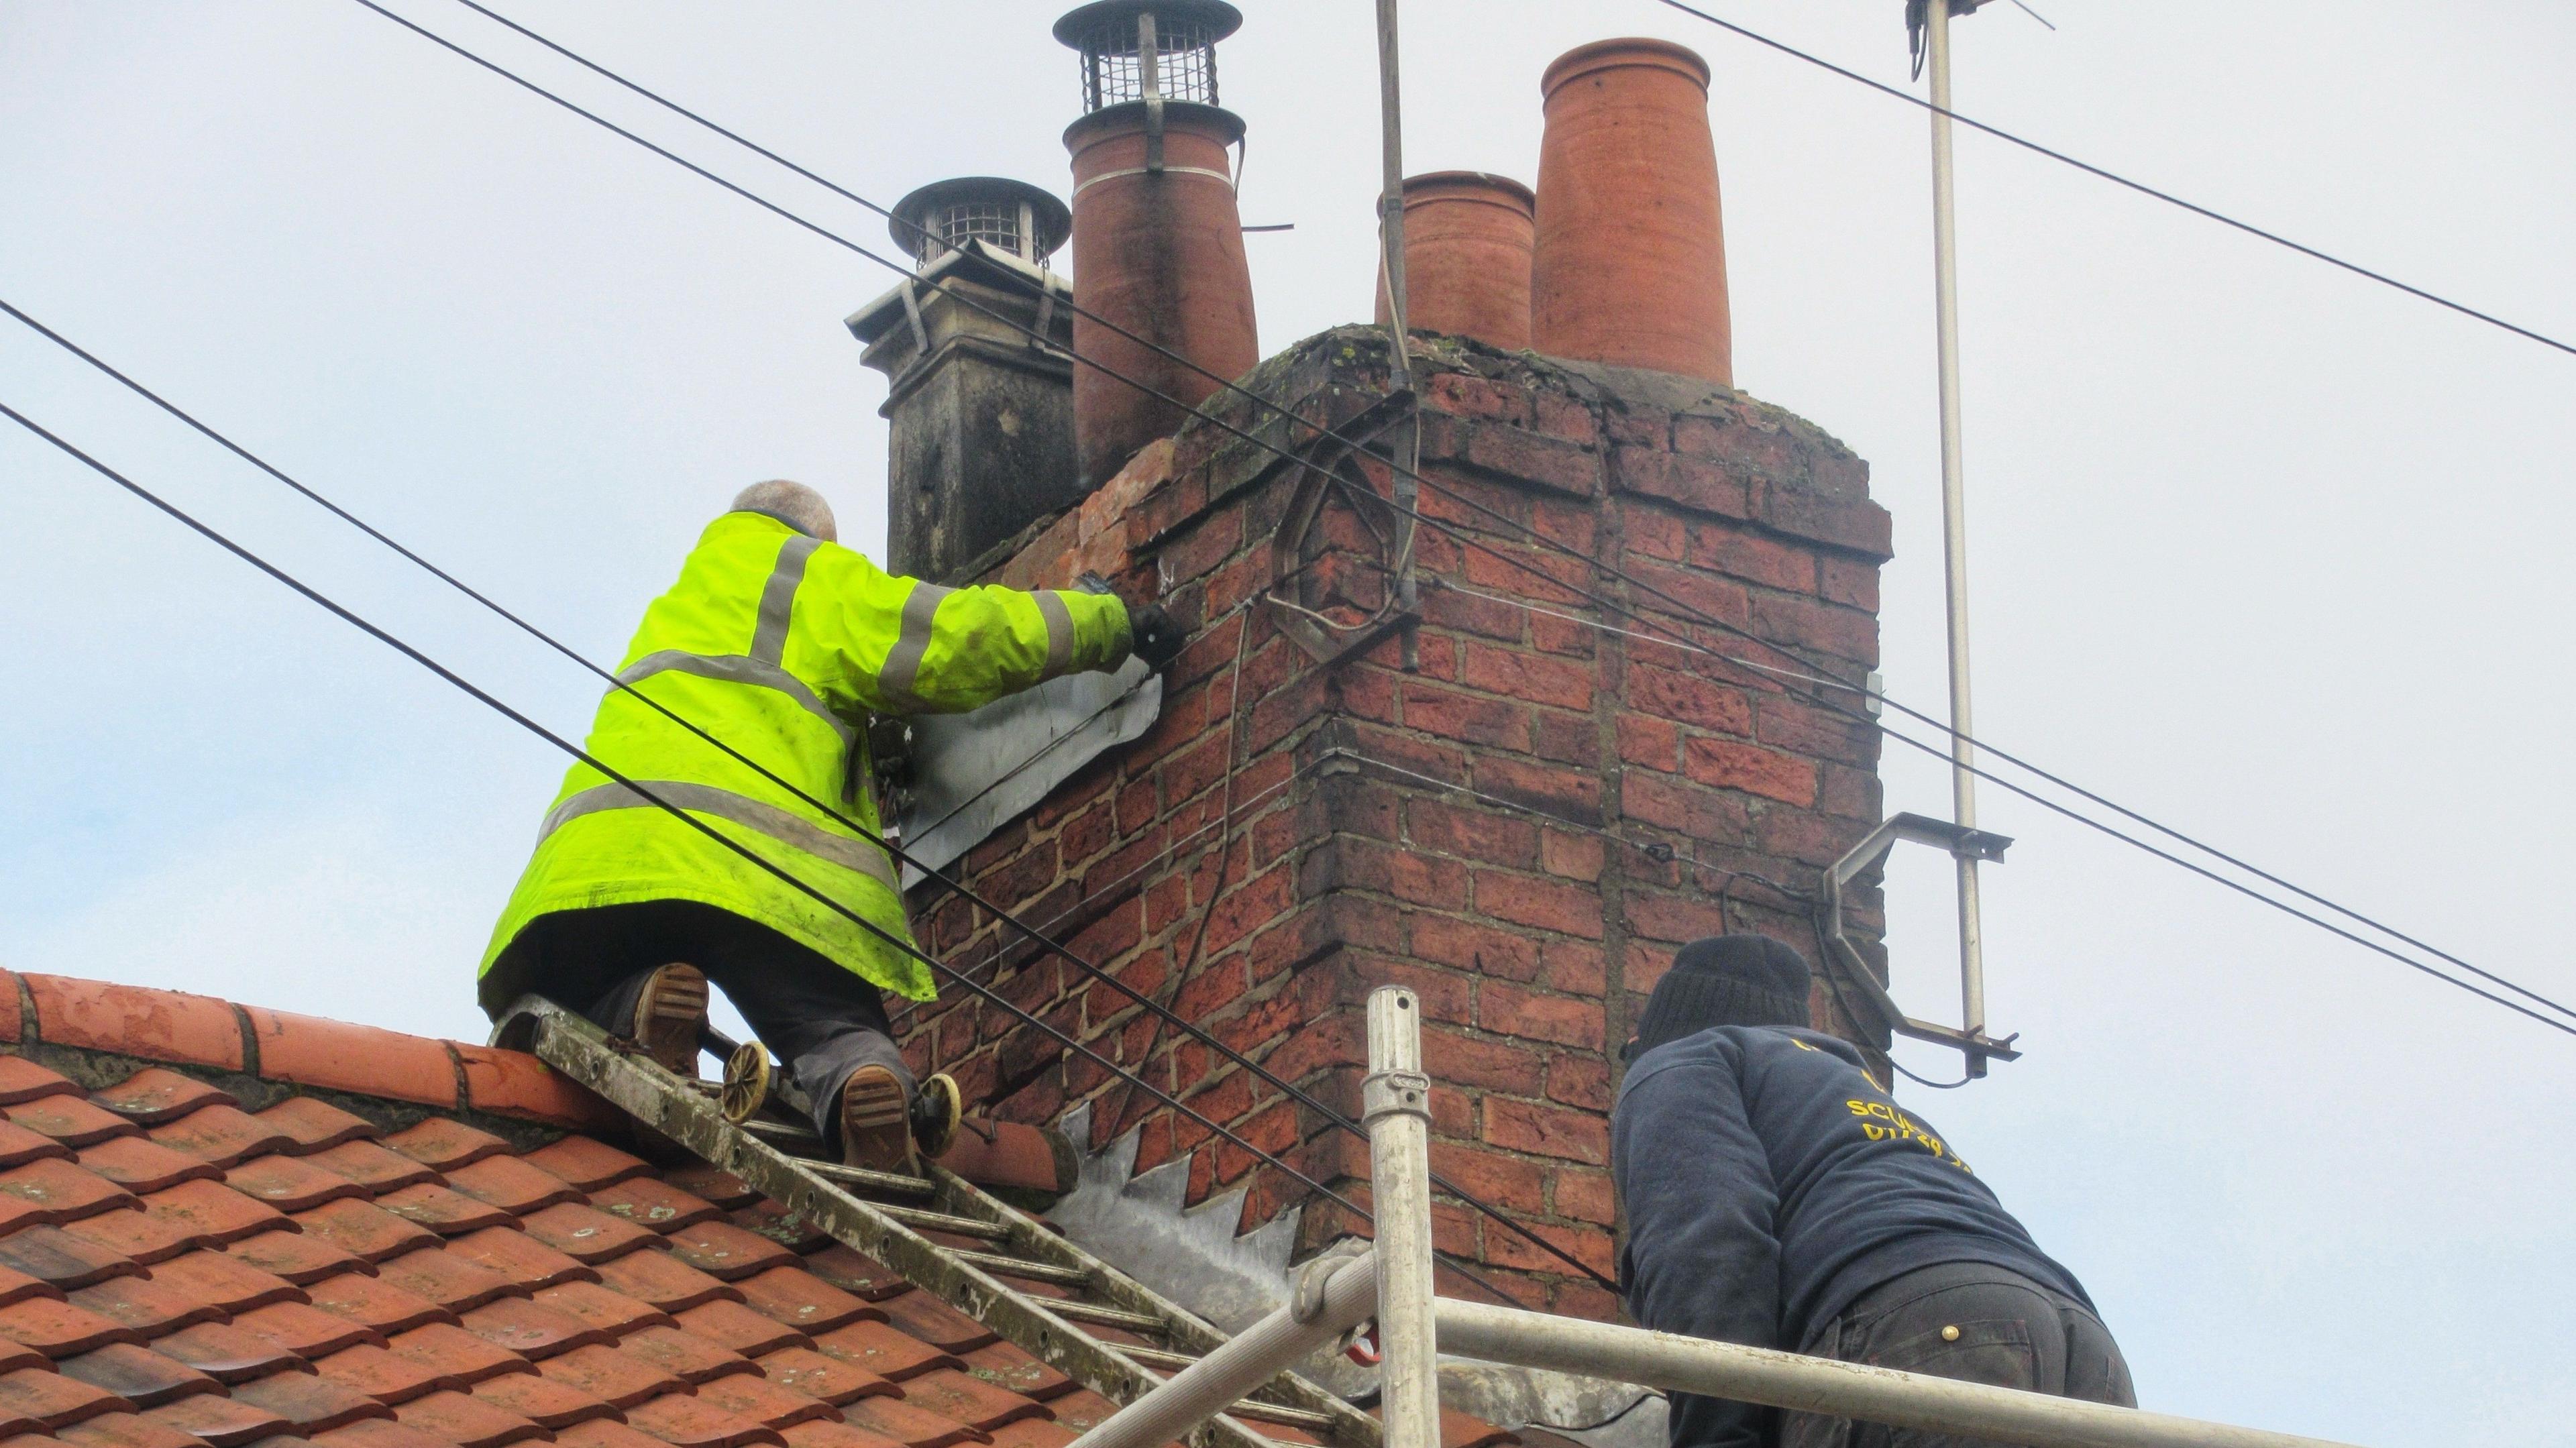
top-left (1682, 736), bottom-right (1819, 806)
top-left (1426, 372), bottom-right (1533, 426)
top-left (1407, 797), bottom-right (1539, 869)
top-left (1617, 714), bottom-right (1681, 772)
top-left (1410, 915), bottom-right (1543, 981)
top-left (1480, 981), bottom-right (1604, 1050)
top-left (1420, 1029), bottom-right (1548, 1098)
top-left (1688, 524), bottom-right (1815, 592)
top-left (1611, 446), bottom-right (1750, 520)
top-left (1483, 1098), bottom-right (1609, 1165)
top-left (1538, 830), bottom-right (1605, 883)
top-left (1472, 756), bottom-right (1601, 823)
top-left (1460, 641), bottom-right (1595, 712)
top-left (1427, 1141), bottom-right (1548, 1216)
top-left (1307, 836), bottom-right (1470, 908)
top-left (1474, 871), bottom-right (1607, 940)
top-left (1623, 891), bottom-right (1735, 946)
top-left (1461, 421), bottom-right (1603, 498)
top-left (1402, 679), bottom-right (1530, 750)
top-left (1627, 661), bottom-right (1754, 734)
top-left (1552, 1168), bottom-right (1617, 1225)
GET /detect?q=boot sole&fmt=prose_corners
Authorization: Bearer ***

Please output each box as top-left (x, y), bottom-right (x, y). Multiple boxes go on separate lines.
top-left (841, 1066), bottom-right (916, 1174)
top-left (634, 964), bottom-right (708, 1078)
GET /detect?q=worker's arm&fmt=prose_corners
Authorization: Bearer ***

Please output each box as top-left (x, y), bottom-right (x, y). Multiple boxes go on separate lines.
top-left (1613, 1034), bottom-right (1783, 1448)
top-left (801, 546), bottom-right (1136, 716)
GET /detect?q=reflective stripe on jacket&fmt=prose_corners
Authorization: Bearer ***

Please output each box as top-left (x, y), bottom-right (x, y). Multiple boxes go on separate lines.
top-left (480, 510), bottom-right (1134, 1001)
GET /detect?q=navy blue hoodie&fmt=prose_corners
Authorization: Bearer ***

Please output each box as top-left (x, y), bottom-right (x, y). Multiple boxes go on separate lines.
top-left (1613, 1025), bottom-right (2089, 1448)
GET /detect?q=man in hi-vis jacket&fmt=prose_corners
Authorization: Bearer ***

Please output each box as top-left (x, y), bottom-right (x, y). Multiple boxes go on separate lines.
top-left (481, 481), bottom-right (1183, 1172)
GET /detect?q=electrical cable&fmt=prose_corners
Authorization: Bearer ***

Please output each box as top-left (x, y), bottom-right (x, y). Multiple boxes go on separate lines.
top-left (1652, 0), bottom-right (2576, 360)
top-left (368, 0), bottom-right (2576, 1042)
top-left (0, 292), bottom-right (1615, 1299)
top-left (0, 396), bottom-right (1527, 1308)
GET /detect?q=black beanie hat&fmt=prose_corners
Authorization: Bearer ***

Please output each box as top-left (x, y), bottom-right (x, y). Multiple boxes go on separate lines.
top-left (1627, 935), bottom-right (1813, 1060)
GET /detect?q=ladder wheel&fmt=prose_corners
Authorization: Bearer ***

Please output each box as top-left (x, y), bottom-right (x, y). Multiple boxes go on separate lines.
top-left (913, 1073), bottom-right (963, 1159)
top-left (720, 1041), bottom-right (773, 1124)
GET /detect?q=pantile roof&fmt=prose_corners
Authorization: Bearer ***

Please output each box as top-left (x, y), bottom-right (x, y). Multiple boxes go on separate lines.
top-left (0, 969), bottom-right (1504, 1448)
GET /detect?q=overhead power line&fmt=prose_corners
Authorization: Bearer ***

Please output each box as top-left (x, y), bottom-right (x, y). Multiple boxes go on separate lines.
top-left (1650, 0), bottom-right (2576, 359)
top-left (338, 0), bottom-right (2576, 1040)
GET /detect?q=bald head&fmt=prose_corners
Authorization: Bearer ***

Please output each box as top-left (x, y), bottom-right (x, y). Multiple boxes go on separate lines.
top-left (732, 480), bottom-right (838, 543)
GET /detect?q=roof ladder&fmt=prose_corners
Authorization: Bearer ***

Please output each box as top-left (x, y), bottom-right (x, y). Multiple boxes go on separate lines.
top-left (494, 996), bottom-right (1379, 1448)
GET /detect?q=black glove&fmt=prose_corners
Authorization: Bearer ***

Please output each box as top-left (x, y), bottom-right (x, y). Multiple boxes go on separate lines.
top-left (1126, 603), bottom-right (1186, 671)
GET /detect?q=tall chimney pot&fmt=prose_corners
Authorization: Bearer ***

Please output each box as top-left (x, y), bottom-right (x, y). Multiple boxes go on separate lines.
top-left (1374, 170), bottom-right (1536, 351)
top-left (1057, 1), bottom-right (1259, 487)
top-left (1530, 38), bottom-right (1733, 384)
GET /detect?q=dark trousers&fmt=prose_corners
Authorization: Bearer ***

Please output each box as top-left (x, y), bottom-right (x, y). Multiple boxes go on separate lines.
top-left (482, 900), bottom-right (913, 1146)
top-left (1778, 1262), bottom-right (2135, 1448)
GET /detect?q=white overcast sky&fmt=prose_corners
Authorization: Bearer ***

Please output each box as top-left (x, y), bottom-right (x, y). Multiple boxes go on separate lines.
top-left (4, 3), bottom-right (2571, 1441)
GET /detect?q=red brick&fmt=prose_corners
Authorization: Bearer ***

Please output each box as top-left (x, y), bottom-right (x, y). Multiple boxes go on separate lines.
top-left (1686, 524), bottom-right (1814, 592)
top-left (1473, 873), bottom-right (1605, 940)
top-left (1616, 714), bottom-right (1680, 772)
top-left (1553, 1169), bottom-right (1617, 1225)
top-left (1309, 838), bottom-right (1468, 909)
top-left (1459, 422), bottom-right (1601, 498)
top-left (1530, 392), bottom-right (1599, 448)
top-left (1752, 480), bottom-right (1893, 561)
top-left (1472, 757), bottom-right (1600, 822)
top-left (1425, 1144), bottom-right (1546, 1216)
top-left (1750, 592), bottom-right (1878, 667)
top-left (1484, 1219), bottom-right (1615, 1278)
top-left (1546, 1056), bottom-right (1613, 1112)
top-left (1538, 830), bottom-right (1604, 883)
top-left (1627, 662), bottom-right (1753, 735)
top-left (1819, 555), bottom-right (1880, 610)
top-left (1478, 983), bottom-right (1603, 1050)
top-left (1400, 681), bottom-right (1528, 750)
top-left (1417, 1030), bottom-right (1544, 1096)
top-left (1610, 447), bottom-right (1748, 520)
top-left (1681, 737), bottom-right (1817, 806)
top-left (1541, 940), bottom-right (1607, 996)
top-left (1458, 642), bottom-right (1594, 712)
top-left (1481, 1099), bottom-right (1607, 1165)
top-left (1406, 799), bottom-right (1537, 870)
top-left (1425, 374), bottom-right (1531, 426)
top-left (1408, 917), bottom-right (1540, 981)
top-left (1622, 892), bottom-right (1735, 946)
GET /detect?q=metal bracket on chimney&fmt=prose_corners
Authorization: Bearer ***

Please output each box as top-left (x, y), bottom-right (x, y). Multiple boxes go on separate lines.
top-left (1815, 811), bottom-right (2023, 1070)
top-left (1267, 388), bottom-right (1419, 667)
top-left (1138, 12), bottom-right (1167, 174)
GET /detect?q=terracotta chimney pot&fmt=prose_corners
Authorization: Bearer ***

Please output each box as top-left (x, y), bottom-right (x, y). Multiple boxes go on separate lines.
top-left (1530, 37), bottom-right (1732, 384)
top-left (1375, 171), bottom-right (1536, 351)
top-left (1063, 100), bottom-right (1260, 489)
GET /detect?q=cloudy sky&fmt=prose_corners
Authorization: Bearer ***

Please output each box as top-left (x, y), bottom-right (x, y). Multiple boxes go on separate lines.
top-left (4, 2), bottom-right (2571, 1442)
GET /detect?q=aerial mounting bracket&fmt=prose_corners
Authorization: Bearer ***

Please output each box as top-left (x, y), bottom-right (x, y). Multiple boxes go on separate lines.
top-left (1815, 811), bottom-right (2023, 1071)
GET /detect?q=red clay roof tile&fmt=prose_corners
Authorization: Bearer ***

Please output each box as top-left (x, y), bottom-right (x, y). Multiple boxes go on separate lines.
top-left (292, 1200), bottom-right (443, 1264)
top-left (669, 1301), bottom-right (808, 1361)
top-left (256, 1099), bottom-right (382, 1155)
top-left (793, 1251), bottom-right (907, 1305)
top-left (307, 1274), bottom-right (458, 1339)
top-left (370, 1186), bottom-right (515, 1239)
top-left (56, 1343), bottom-right (223, 1408)
top-left (778, 1421), bottom-right (910, 1448)
top-left (1030, 1392), bottom-right (1118, 1437)
top-left (806, 1325), bottom-right (958, 1386)
top-left (724, 1207), bottom-right (827, 1256)
top-left (656, 1170), bottom-right (757, 1212)
top-left (139, 1179), bottom-right (284, 1245)
top-left (314, 1343), bottom-right (460, 1406)
top-left (975, 1421), bottom-right (1076, 1448)
top-left (378, 1126), bottom-right (508, 1176)
top-left (912, 1128), bottom-right (1059, 1199)
top-left (869, 1298), bottom-right (995, 1357)
top-left (440, 1229), bottom-right (597, 1291)
top-left (517, 1141), bottom-right (651, 1194)
top-left (734, 1270), bottom-right (877, 1338)
top-left (451, 1046), bottom-right (619, 1134)
top-left (527, 1284), bottom-right (672, 1342)
top-left (76, 1137), bottom-right (224, 1194)
top-left (615, 1327), bottom-right (758, 1386)
top-left (0, 1296), bottom-right (145, 1357)
top-left (1440, 1407), bottom-right (1520, 1448)
top-left (233, 1302), bottom-right (387, 1359)
top-left (590, 1252), bottom-right (737, 1314)
top-left (317, 1415), bottom-right (465, 1448)
top-left (143, 1388), bottom-right (297, 1446)
top-left (694, 1374), bottom-right (841, 1431)
top-left (0, 1268), bottom-right (53, 1313)
top-left (556, 1418), bottom-right (680, 1448)
top-left (0, 1123), bottom-right (74, 1173)
top-left (382, 1325), bottom-right (533, 1388)
top-left (0, 1160), bottom-right (142, 1225)
top-left (621, 1392), bottom-right (790, 1448)
top-left (0, 1225), bottom-right (146, 1290)
top-left (66, 1274), bottom-right (229, 1338)
top-left (753, 1348), bottom-right (894, 1408)
top-left (25, 980), bottom-right (245, 1074)
top-left (370, 1251), bottom-right (525, 1315)
top-left (518, 1205), bottom-right (659, 1266)
top-left (305, 1141), bottom-right (442, 1194)
top-left (5, 1099), bottom-right (143, 1150)
top-left (146, 1252), bottom-right (303, 1315)
top-left (953, 1345), bottom-right (1069, 1404)
top-left (149, 1320), bottom-right (307, 1384)
top-left (87, 1072), bottom-right (236, 1126)
top-left (0, 1064), bottom-right (80, 1110)
top-left (892, 1372), bottom-right (1051, 1435)
top-left (531, 1343), bottom-right (684, 1409)
top-left (240, 1012), bottom-right (455, 1111)
top-left (390, 1386), bottom-right (551, 1448)
top-left (0, 1365), bottom-right (136, 1429)
top-left (465, 1370), bottom-right (621, 1430)
top-left (222, 1228), bottom-right (372, 1286)
top-left (226, 1157), bottom-right (373, 1214)
top-left (146, 1107), bottom-right (297, 1169)
top-left (585, 1180), bottom-right (720, 1237)
top-left (55, 1408), bottom-right (221, 1448)
top-left (661, 1226), bottom-right (794, 1284)
top-left (439, 1160), bottom-right (580, 1218)
top-left (56, 1207), bottom-right (209, 1268)
top-left (231, 1369), bottom-right (400, 1433)
top-left (831, 1394), bottom-right (988, 1448)
top-left (453, 1298), bottom-right (606, 1362)
top-left (0, 1345), bottom-right (43, 1379)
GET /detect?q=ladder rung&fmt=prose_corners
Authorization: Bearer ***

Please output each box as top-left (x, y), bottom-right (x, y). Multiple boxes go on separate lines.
top-left (956, 1250), bottom-right (1089, 1286)
top-left (1225, 1402), bottom-right (1340, 1431)
top-left (741, 1118), bottom-right (822, 1146)
top-left (1116, 1344), bottom-right (1200, 1372)
top-left (1027, 1296), bottom-right (1167, 1332)
top-left (800, 1159), bottom-right (937, 1197)
top-left (876, 1205), bottom-right (1010, 1239)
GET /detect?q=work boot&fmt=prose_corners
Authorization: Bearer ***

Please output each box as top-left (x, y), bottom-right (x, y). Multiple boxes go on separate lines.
top-left (839, 1066), bottom-right (916, 1174)
top-left (626, 963), bottom-right (708, 1078)
top-left (911, 1074), bottom-right (963, 1160)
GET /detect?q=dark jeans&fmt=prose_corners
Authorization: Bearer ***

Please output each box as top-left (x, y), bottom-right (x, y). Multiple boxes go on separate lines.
top-left (1778, 1262), bottom-right (2135, 1448)
top-left (483, 900), bottom-right (914, 1146)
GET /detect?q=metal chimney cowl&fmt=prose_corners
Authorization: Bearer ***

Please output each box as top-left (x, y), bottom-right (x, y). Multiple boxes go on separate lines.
top-left (1055, 1), bottom-right (1259, 489)
top-left (848, 177), bottom-right (1081, 583)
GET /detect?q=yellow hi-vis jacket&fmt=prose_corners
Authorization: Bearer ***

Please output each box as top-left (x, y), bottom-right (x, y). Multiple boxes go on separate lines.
top-left (480, 510), bottom-right (1134, 1005)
